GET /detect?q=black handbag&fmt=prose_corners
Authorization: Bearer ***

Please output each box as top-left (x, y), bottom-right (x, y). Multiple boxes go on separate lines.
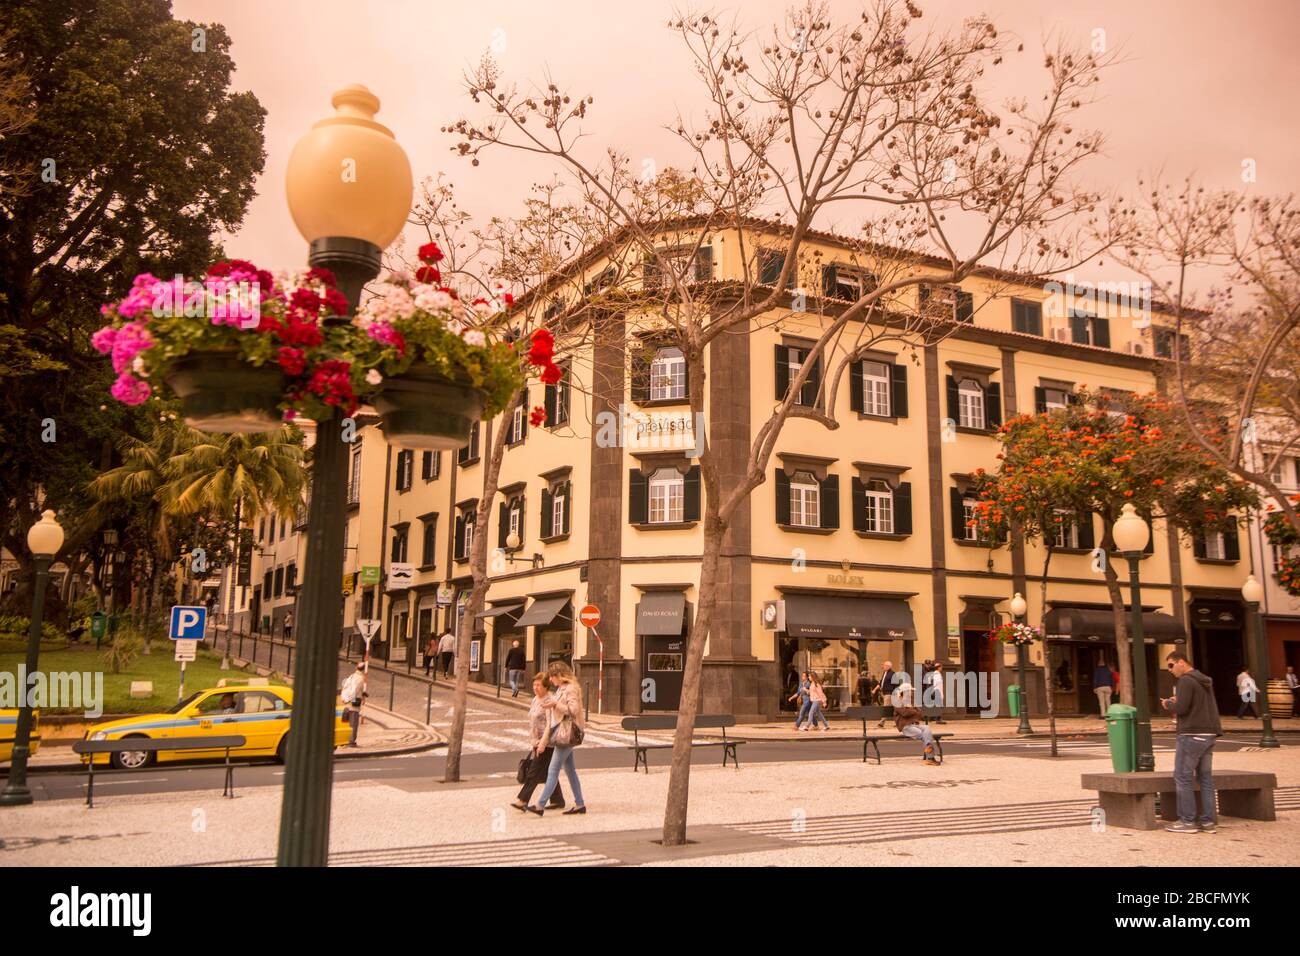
top-left (516, 756), bottom-right (530, 784)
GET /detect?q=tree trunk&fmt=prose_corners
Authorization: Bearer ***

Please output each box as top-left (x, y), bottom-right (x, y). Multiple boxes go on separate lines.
top-left (223, 499), bottom-right (242, 665)
top-left (1099, 527), bottom-right (1135, 707)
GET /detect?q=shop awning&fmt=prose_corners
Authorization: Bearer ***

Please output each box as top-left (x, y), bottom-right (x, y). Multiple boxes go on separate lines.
top-left (475, 602), bottom-right (524, 620)
top-left (515, 595), bottom-right (571, 628)
top-left (783, 593), bottom-right (916, 641)
top-left (636, 591), bottom-right (687, 635)
top-left (1044, 606), bottom-right (1184, 644)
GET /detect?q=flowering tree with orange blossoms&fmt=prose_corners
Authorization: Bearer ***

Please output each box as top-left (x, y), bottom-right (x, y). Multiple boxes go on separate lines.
top-left (970, 389), bottom-right (1257, 747)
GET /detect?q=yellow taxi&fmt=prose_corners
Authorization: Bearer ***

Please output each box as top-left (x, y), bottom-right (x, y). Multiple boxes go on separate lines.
top-left (82, 681), bottom-right (350, 769)
top-left (0, 709), bottom-right (40, 762)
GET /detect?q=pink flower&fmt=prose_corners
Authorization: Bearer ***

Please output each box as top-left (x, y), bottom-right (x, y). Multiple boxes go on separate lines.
top-left (91, 326), bottom-right (118, 354)
top-left (110, 372), bottom-right (151, 405)
top-left (110, 322), bottom-right (153, 373)
top-left (366, 320), bottom-right (406, 356)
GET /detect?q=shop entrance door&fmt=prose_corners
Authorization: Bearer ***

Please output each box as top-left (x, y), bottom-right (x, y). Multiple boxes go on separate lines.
top-left (642, 635), bottom-right (685, 711)
top-left (961, 629), bottom-right (997, 714)
top-left (1193, 625), bottom-right (1248, 715)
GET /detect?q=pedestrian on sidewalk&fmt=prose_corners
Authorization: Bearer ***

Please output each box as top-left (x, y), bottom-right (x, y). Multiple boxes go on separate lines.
top-left (787, 671), bottom-right (812, 729)
top-left (893, 686), bottom-right (940, 766)
top-left (877, 662), bottom-right (900, 727)
top-left (1093, 656), bottom-right (1115, 715)
top-left (1287, 666), bottom-right (1299, 715)
top-left (340, 662), bottom-right (368, 747)
top-left (1160, 651), bottom-right (1222, 833)
top-left (926, 661), bottom-right (947, 723)
top-left (856, 670), bottom-right (875, 707)
top-left (527, 661), bottom-right (587, 817)
top-left (437, 629), bottom-right (455, 679)
top-left (505, 640), bottom-right (527, 698)
top-left (805, 672), bottom-right (831, 731)
top-left (1236, 667), bottom-right (1259, 718)
top-left (423, 633), bottom-right (438, 676)
top-left (282, 611), bottom-right (294, 642)
top-left (513, 672), bottom-right (565, 812)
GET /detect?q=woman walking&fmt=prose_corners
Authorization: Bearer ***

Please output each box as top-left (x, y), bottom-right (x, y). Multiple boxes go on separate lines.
top-left (512, 672), bottom-right (565, 812)
top-left (787, 671), bottom-right (812, 729)
top-left (805, 672), bottom-right (831, 731)
top-left (527, 661), bottom-right (587, 816)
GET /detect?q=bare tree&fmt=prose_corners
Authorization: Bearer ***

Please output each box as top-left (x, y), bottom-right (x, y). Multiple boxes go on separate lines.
top-left (447, 1), bottom-right (1119, 843)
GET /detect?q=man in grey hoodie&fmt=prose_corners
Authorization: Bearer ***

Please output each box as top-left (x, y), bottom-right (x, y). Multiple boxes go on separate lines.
top-left (1160, 651), bottom-right (1223, 834)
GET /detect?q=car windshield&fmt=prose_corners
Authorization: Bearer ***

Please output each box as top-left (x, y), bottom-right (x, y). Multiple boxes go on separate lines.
top-left (167, 691), bottom-right (203, 714)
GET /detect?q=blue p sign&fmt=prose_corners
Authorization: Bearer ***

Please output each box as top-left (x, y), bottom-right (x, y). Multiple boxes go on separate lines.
top-left (170, 605), bottom-right (207, 640)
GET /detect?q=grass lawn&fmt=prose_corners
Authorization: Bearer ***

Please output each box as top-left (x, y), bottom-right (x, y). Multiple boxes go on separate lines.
top-left (0, 643), bottom-right (268, 715)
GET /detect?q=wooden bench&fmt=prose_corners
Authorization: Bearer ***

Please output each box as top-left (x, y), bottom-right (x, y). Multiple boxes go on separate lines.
top-left (620, 715), bottom-right (746, 773)
top-left (1080, 770), bottom-right (1278, 830)
top-left (72, 735), bottom-right (246, 808)
top-left (844, 706), bottom-right (951, 764)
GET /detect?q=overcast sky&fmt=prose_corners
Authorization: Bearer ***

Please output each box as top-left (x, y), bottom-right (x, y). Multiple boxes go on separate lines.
top-left (175, 0), bottom-right (1300, 284)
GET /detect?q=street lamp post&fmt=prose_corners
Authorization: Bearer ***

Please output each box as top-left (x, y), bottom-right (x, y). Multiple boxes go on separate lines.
top-left (1241, 574), bottom-right (1280, 749)
top-left (0, 510), bottom-right (65, 807)
top-left (1113, 503), bottom-right (1154, 772)
top-left (1009, 592), bottom-right (1033, 735)
top-left (278, 84), bottom-right (411, 867)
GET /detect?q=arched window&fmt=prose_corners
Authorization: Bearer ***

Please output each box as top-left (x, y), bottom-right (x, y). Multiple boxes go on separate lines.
top-left (863, 479), bottom-right (894, 533)
top-left (789, 471), bottom-right (820, 528)
top-left (862, 361), bottom-right (891, 416)
top-left (957, 378), bottom-right (985, 430)
top-left (649, 467), bottom-right (685, 523)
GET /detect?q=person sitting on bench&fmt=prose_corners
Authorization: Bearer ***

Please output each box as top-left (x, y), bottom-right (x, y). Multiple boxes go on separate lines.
top-left (893, 687), bottom-right (940, 766)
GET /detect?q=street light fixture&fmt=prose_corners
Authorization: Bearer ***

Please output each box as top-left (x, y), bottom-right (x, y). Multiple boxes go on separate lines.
top-left (1112, 503), bottom-right (1154, 772)
top-left (503, 531), bottom-right (544, 570)
top-left (1241, 573), bottom-right (1280, 748)
top-left (278, 84), bottom-right (411, 867)
top-left (0, 510), bottom-right (65, 806)
top-left (1009, 591), bottom-right (1033, 735)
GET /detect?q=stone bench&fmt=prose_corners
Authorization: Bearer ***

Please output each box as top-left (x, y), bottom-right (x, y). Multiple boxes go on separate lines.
top-left (1081, 769), bottom-right (1278, 830)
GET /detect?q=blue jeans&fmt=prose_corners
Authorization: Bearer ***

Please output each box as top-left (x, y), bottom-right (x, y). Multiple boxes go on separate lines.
top-left (508, 669), bottom-right (525, 695)
top-left (806, 701), bottom-right (829, 728)
top-left (794, 698), bottom-right (811, 727)
top-left (1173, 734), bottom-right (1216, 825)
top-left (901, 722), bottom-right (936, 755)
top-left (537, 745), bottom-right (585, 808)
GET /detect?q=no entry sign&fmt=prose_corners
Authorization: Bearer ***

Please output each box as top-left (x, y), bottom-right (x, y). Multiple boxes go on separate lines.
top-left (578, 604), bottom-right (601, 628)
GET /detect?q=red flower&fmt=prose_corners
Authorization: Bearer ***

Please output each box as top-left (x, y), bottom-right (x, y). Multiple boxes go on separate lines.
top-left (306, 267), bottom-right (337, 288)
top-left (276, 347), bottom-right (307, 376)
top-left (280, 318), bottom-right (324, 348)
top-left (416, 265), bottom-right (441, 284)
top-left (529, 406), bottom-right (547, 427)
top-left (418, 242), bottom-right (445, 264)
top-left (323, 288), bottom-right (350, 317)
top-left (290, 288), bottom-right (323, 315)
top-left (540, 362), bottom-right (563, 385)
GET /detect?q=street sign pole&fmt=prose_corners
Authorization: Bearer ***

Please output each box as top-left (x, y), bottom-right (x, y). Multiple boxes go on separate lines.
top-left (577, 604), bottom-right (603, 714)
top-left (179, 661), bottom-right (187, 703)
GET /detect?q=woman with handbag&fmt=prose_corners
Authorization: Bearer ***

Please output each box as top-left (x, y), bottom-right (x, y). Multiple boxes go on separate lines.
top-left (513, 673), bottom-right (565, 811)
top-left (526, 661), bottom-right (587, 816)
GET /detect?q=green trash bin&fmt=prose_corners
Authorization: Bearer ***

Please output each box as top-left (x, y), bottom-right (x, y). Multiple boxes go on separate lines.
top-left (1105, 703), bottom-right (1137, 773)
top-left (1007, 684), bottom-right (1021, 718)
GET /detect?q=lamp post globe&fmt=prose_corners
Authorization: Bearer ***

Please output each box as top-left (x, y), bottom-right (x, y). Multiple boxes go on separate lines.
top-left (1010, 592), bottom-right (1027, 619)
top-left (277, 86), bottom-right (411, 867)
top-left (1241, 574), bottom-right (1279, 748)
top-left (0, 510), bottom-right (64, 806)
top-left (1111, 502), bottom-right (1154, 772)
top-left (1112, 502), bottom-right (1150, 554)
top-left (506, 531), bottom-right (521, 551)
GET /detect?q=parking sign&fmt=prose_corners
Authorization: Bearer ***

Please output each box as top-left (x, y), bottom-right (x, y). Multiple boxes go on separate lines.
top-left (170, 605), bottom-right (207, 640)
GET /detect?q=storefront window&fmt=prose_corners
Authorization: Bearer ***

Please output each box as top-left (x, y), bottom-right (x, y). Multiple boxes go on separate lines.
top-left (779, 637), bottom-right (906, 713)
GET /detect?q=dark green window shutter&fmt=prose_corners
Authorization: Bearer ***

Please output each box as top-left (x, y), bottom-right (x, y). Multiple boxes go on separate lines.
top-left (631, 349), bottom-right (651, 404)
top-left (1077, 513), bottom-right (1095, 550)
top-left (1013, 300), bottom-right (1043, 335)
top-left (775, 470), bottom-right (791, 525)
top-left (851, 476), bottom-right (867, 532)
top-left (454, 514), bottom-right (466, 560)
top-left (801, 352), bottom-right (822, 406)
top-left (1092, 317), bottom-right (1111, 349)
top-left (561, 481), bottom-right (572, 534)
top-left (759, 250), bottom-right (782, 285)
top-left (956, 290), bottom-right (974, 323)
top-left (894, 482), bottom-right (913, 535)
top-left (819, 473), bottom-right (839, 530)
top-left (890, 363), bottom-right (908, 418)
top-left (985, 384), bottom-right (1002, 428)
top-left (775, 344), bottom-right (790, 400)
top-left (421, 451), bottom-right (433, 480)
top-left (946, 375), bottom-right (959, 424)
top-left (694, 246), bottom-right (713, 282)
top-left (950, 488), bottom-right (966, 540)
top-left (498, 501), bottom-right (509, 549)
top-left (1070, 312), bottom-right (1091, 344)
top-left (518, 387), bottom-right (529, 441)
top-left (1192, 533), bottom-right (1207, 559)
top-left (849, 361), bottom-right (864, 413)
top-left (683, 466), bottom-right (701, 521)
top-left (1224, 524), bottom-right (1240, 561)
top-left (544, 381), bottom-right (557, 426)
top-left (822, 264), bottom-right (838, 298)
top-left (541, 487), bottom-right (553, 538)
top-left (628, 470), bottom-right (648, 524)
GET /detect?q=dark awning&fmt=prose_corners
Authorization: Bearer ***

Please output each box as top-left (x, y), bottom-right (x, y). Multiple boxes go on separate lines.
top-left (783, 593), bottom-right (916, 641)
top-left (636, 591), bottom-right (687, 635)
top-left (1045, 606), bottom-right (1185, 644)
top-left (475, 602), bottom-right (524, 620)
top-left (515, 595), bottom-right (571, 629)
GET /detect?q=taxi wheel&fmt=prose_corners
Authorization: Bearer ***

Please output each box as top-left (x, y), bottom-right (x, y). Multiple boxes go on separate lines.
top-left (276, 734), bottom-right (288, 764)
top-left (110, 735), bottom-right (155, 770)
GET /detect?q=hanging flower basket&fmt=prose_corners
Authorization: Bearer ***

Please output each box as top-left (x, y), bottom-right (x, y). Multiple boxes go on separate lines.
top-left (164, 350), bottom-right (288, 433)
top-left (988, 621), bottom-right (1043, 646)
top-left (371, 363), bottom-right (485, 450)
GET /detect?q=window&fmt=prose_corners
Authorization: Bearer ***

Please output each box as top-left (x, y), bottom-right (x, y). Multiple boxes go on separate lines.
top-left (649, 468), bottom-right (685, 524)
top-left (645, 246), bottom-right (713, 289)
top-left (421, 517), bottom-right (437, 567)
top-left (273, 566), bottom-right (284, 598)
top-left (1052, 511), bottom-right (1080, 549)
top-left (921, 283), bottom-right (974, 322)
top-left (348, 448), bottom-right (362, 504)
top-left (862, 479), bottom-right (894, 534)
top-left (286, 564), bottom-right (296, 592)
top-left (542, 479), bottom-right (572, 539)
top-left (1036, 386), bottom-right (1072, 413)
top-left (650, 347), bottom-right (687, 401)
top-left (458, 422), bottom-right (481, 465)
top-left (280, 517), bottom-right (286, 541)
top-left (421, 451), bottom-right (441, 482)
top-left (510, 402), bottom-right (526, 444)
top-left (1012, 299), bottom-right (1043, 336)
top-left (390, 526), bottom-right (409, 564)
top-left (269, 515), bottom-right (276, 540)
top-left (822, 264), bottom-right (878, 302)
top-left (552, 487), bottom-right (566, 536)
top-left (1205, 530), bottom-right (1225, 560)
top-left (545, 365), bottom-right (570, 427)
top-left (962, 497), bottom-right (980, 541)
top-left (455, 508), bottom-right (476, 562)
top-left (789, 472), bottom-right (821, 529)
top-left (1153, 327), bottom-right (1190, 360)
top-left (1194, 522), bottom-right (1239, 562)
top-left (776, 344), bottom-right (821, 407)
top-left (395, 450), bottom-right (414, 491)
top-left (957, 379), bottom-right (985, 430)
top-left (862, 361), bottom-right (891, 417)
top-left (497, 495), bottom-right (524, 549)
top-left (757, 248), bottom-right (792, 287)
top-left (1069, 311), bottom-right (1111, 348)
top-left (464, 516), bottom-right (475, 559)
top-left (258, 518), bottom-right (265, 542)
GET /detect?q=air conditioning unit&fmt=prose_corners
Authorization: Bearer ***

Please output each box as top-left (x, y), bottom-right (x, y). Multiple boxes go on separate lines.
top-left (1125, 341), bottom-right (1146, 356)
top-left (1050, 327), bottom-right (1073, 343)
top-left (760, 599), bottom-right (786, 631)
